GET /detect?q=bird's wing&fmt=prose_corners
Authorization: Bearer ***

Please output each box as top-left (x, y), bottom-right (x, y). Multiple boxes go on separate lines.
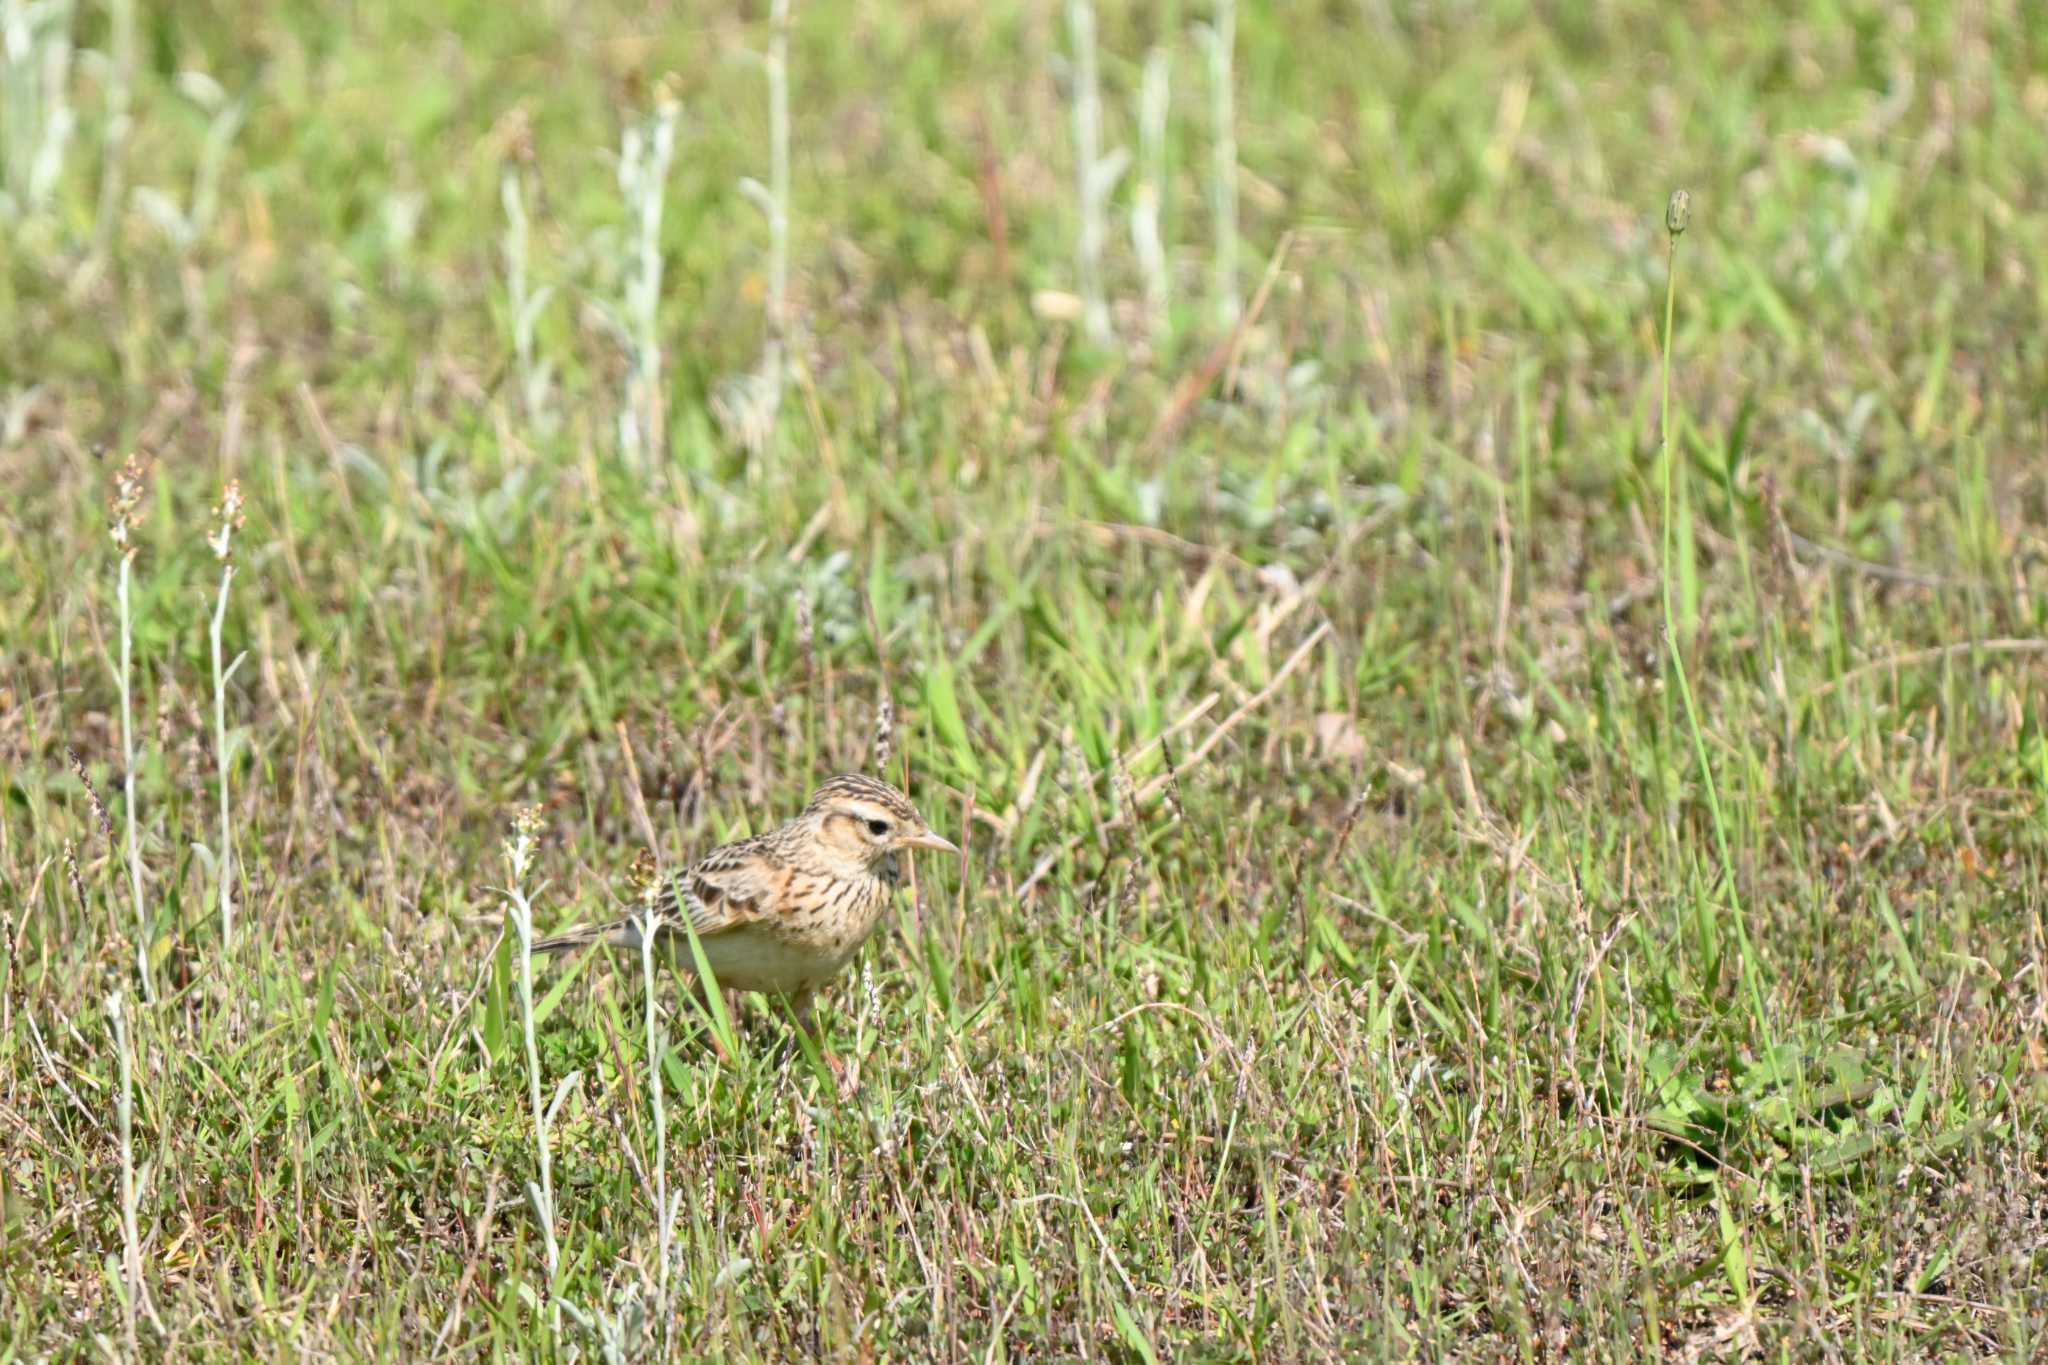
top-left (533, 836), bottom-right (784, 954)
top-left (664, 836), bottom-right (785, 936)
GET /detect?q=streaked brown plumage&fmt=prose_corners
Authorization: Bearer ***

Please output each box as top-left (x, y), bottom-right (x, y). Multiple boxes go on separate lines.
top-left (535, 775), bottom-right (958, 1026)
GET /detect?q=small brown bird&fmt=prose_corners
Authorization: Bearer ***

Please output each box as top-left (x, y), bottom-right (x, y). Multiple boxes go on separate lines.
top-left (535, 775), bottom-right (959, 1029)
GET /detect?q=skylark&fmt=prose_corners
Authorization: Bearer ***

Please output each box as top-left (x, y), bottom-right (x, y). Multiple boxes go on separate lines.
top-left (535, 774), bottom-right (959, 1029)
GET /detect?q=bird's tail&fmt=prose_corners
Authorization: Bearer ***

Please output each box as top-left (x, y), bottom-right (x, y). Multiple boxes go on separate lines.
top-left (532, 918), bottom-right (645, 955)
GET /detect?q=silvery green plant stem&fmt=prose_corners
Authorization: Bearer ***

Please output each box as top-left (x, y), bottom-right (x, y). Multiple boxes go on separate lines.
top-left (117, 552), bottom-right (151, 1000)
top-left (737, 0), bottom-right (792, 434)
top-left (501, 169), bottom-right (554, 430)
top-left (1132, 46), bottom-right (1171, 335)
top-left (30, 15), bottom-right (72, 206)
top-left (638, 904), bottom-right (674, 1321)
top-left (618, 93), bottom-right (679, 467)
top-left (92, 0), bottom-right (135, 256)
top-left (1, 0), bottom-right (75, 217)
top-left (106, 991), bottom-right (150, 1350)
top-left (766, 0), bottom-right (790, 357)
top-left (129, 89), bottom-right (245, 254)
top-left (500, 168), bottom-right (529, 364)
top-left (1, 0), bottom-right (75, 216)
top-left (1, 0), bottom-right (35, 209)
top-left (189, 99), bottom-right (244, 244)
top-left (210, 562), bottom-right (236, 948)
top-left (1202, 0), bottom-right (1238, 328)
top-left (1065, 0), bottom-right (1125, 349)
top-left (631, 109), bottom-right (674, 369)
top-left (506, 881), bottom-right (560, 1290)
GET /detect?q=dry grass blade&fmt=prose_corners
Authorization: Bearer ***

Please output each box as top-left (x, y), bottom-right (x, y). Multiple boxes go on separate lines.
top-left (1144, 230), bottom-right (1295, 453)
top-left (5, 7), bottom-right (2042, 1358)
top-left (1802, 638), bottom-right (2048, 701)
top-left (1019, 624), bottom-right (1329, 900)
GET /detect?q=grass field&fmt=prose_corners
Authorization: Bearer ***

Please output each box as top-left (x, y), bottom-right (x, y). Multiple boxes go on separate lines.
top-left (5, 1), bottom-right (2048, 1358)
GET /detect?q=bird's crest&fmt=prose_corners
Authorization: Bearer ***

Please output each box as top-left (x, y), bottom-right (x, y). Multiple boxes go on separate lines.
top-left (806, 773), bottom-right (920, 821)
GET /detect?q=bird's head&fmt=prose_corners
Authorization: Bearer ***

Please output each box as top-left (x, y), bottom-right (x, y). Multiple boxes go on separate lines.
top-left (802, 774), bottom-right (959, 874)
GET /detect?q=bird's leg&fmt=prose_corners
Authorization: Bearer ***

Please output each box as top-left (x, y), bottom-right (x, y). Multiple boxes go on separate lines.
top-left (791, 989), bottom-right (856, 1096)
top-left (768, 989), bottom-right (820, 1064)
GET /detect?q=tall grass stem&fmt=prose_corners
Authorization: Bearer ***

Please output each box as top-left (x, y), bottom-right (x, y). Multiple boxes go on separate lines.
top-left (1656, 190), bottom-right (1771, 1040)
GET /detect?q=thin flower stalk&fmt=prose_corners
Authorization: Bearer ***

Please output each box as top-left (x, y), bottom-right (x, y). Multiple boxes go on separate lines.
top-left (207, 479), bottom-right (246, 948)
top-left (109, 455), bottom-right (151, 999)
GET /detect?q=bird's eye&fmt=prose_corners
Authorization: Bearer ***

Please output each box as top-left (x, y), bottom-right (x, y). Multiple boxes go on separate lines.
top-left (865, 818), bottom-right (891, 837)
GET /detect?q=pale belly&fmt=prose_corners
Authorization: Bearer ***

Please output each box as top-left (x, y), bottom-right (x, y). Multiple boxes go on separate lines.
top-left (663, 921), bottom-right (871, 997)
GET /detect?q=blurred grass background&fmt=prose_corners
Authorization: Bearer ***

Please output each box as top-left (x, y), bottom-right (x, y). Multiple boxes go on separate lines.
top-left (3, 0), bottom-right (2047, 1357)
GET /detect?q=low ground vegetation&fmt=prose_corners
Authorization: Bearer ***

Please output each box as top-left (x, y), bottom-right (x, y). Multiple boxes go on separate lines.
top-left (3, 2), bottom-right (2046, 1358)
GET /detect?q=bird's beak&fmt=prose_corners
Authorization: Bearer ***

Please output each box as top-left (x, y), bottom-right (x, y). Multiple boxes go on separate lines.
top-left (902, 828), bottom-right (961, 855)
